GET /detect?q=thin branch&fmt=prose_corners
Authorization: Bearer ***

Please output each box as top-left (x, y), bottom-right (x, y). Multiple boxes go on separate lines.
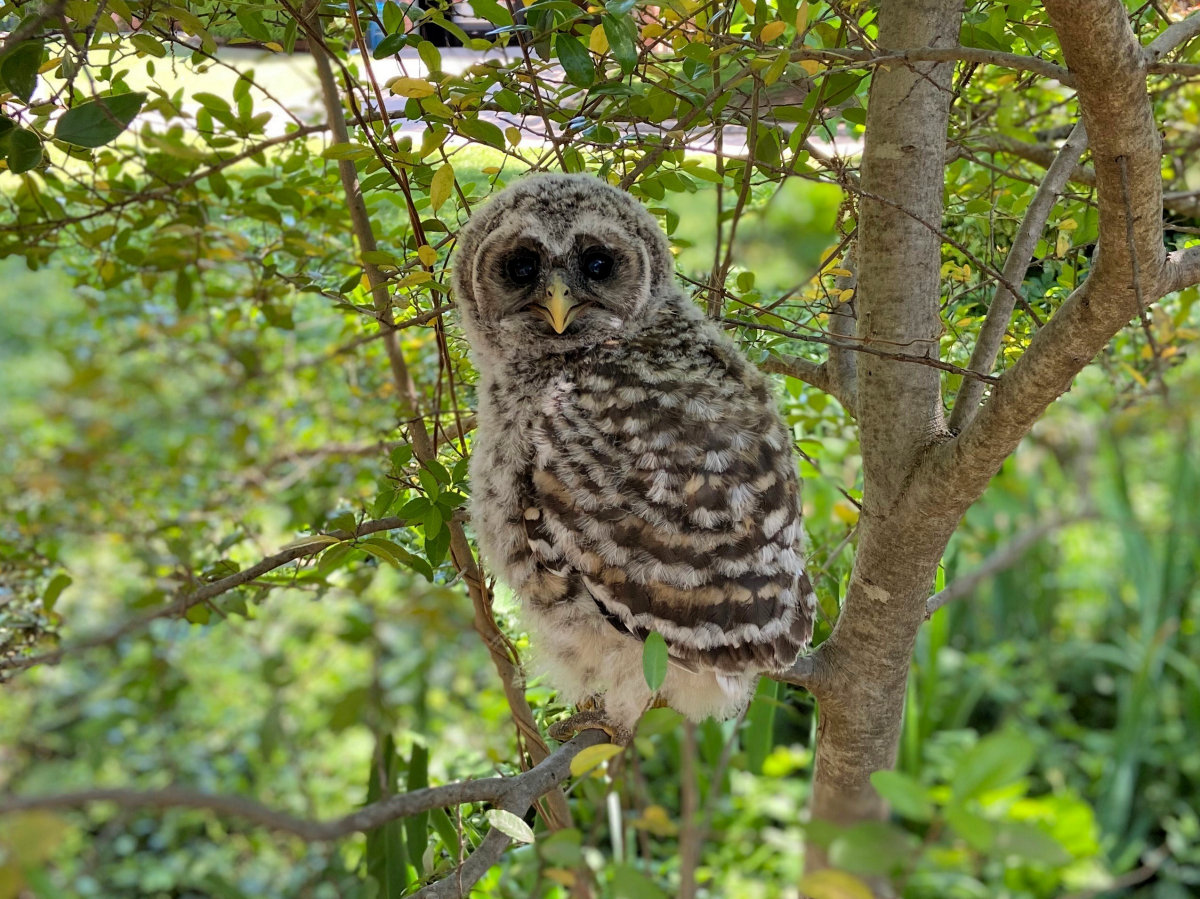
top-left (0, 0), bottom-right (66, 62)
top-left (413, 731), bottom-right (609, 899)
top-left (1162, 244), bottom-right (1200, 295)
top-left (949, 122), bottom-right (1089, 432)
top-left (771, 647), bottom-right (829, 694)
top-left (0, 731), bottom-right (606, 854)
top-left (925, 514), bottom-right (1089, 617)
top-left (1143, 10), bottom-right (1200, 63)
top-left (726, 318), bottom-right (999, 384)
top-left (3, 517), bottom-right (419, 676)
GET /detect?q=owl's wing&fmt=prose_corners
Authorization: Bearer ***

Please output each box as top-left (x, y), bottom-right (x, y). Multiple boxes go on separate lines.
top-left (525, 339), bottom-right (815, 674)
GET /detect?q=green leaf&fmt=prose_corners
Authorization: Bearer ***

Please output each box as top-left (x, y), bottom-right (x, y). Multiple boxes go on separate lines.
top-left (602, 14), bottom-right (638, 75)
top-left (611, 863), bottom-right (669, 899)
top-left (485, 809), bottom-right (535, 843)
top-left (235, 8), bottom-right (272, 42)
top-left (569, 742), bottom-right (623, 776)
top-left (1, 40), bottom-right (43, 102)
top-left (827, 821), bottom-right (920, 876)
top-left (6, 127), bottom-right (42, 174)
top-left (405, 743), bottom-right (430, 878)
top-left (556, 34), bottom-right (595, 88)
top-left (458, 117), bottom-right (505, 150)
top-left (55, 93), bottom-right (147, 148)
top-left (870, 770), bottom-right (934, 822)
top-left (374, 32), bottom-right (407, 58)
top-left (950, 730), bottom-right (1036, 801)
top-left (42, 573), bottom-right (72, 611)
top-left (468, 0), bottom-right (512, 26)
top-left (366, 735), bottom-right (413, 895)
top-left (994, 821), bottom-right (1072, 866)
top-left (745, 677), bottom-right (779, 774)
top-left (642, 631), bottom-right (668, 691)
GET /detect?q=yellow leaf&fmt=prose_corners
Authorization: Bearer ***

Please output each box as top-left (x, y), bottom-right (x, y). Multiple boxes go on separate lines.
top-left (1058, 217), bottom-right (1078, 231)
top-left (545, 869), bottom-right (576, 887)
top-left (569, 743), bottom-right (623, 777)
top-left (417, 245), bottom-right (438, 267)
top-left (589, 25), bottom-right (609, 54)
top-left (738, 0), bottom-right (756, 15)
top-left (799, 870), bottom-right (874, 899)
top-left (796, 1), bottom-right (809, 32)
top-left (632, 804), bottom-right (679, 836)
top-left (388, 77), bottom-right (437, 98)
top-left (1055, 230), bottom-right (1072, 258)
top-left (825, 267), bottom-right (852, 277)
top-left (505, 126), bottom-right (522, 146)
top-left (760, 21), bottom-right (788, 42)
top-left (837, 288), bottom-right (855, 303)
top-left (482, 165), bottom-right (501, 174)
top-left (799, 59), bottom-right (822, 75)
top-left (397, 271), bottom-right (433, 287)
top-left (430, 163), bottom-right (455, 212)
top-left (642, 23), bottom-right (664, 41)
top-left (264, 41), bottom-right (283, 52)
top-left (833, 500), bottom-right (859, 525)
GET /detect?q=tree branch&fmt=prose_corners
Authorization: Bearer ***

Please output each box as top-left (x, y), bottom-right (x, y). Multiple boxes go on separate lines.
top-left (1163, 244), bottom-right (1200, 296)
top-left (412, 731), bottom-right (608, 899)
top-left (949, 123), bottom-right (1089, 432)
top-left (925, 0), bottom-right (1178, 510)
top-left (925, 514), bottom-right (1088, 617)
top-left (1143, 10), bottom-right (1200, 63)
top-left (0, 732), bottom-right (606, 870)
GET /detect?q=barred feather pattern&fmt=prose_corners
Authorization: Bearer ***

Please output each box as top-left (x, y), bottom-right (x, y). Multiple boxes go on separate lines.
top-left (455, 175), bottom-right (816, 730)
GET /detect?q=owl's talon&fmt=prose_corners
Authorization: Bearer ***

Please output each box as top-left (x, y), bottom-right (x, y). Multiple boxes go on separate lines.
top-left (549, 709), bottom-right (632, 746)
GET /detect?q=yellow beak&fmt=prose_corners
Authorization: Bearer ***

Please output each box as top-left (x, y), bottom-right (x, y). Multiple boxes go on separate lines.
top-left (536, 271), bottom-right (580, 334)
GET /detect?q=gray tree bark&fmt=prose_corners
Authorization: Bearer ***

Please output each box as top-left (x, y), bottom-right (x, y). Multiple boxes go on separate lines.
top-left (795, 0), bottom-right (1200, 890)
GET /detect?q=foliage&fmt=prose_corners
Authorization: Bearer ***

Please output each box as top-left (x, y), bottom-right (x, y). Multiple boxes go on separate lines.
top-left (1, 0), bottom-right (1199, 897)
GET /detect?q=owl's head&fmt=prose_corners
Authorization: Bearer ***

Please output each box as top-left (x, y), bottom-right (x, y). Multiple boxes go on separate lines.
top-left (452, 174), bottom-right (677, 361)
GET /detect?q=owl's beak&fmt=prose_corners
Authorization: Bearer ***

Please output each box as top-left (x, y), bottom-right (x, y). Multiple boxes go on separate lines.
top-left (536, 270), bottom-right (582, 334)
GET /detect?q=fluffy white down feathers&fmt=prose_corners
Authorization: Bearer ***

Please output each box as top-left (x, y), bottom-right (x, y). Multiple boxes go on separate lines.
top-left (453, 174), bottom-right (816, 734)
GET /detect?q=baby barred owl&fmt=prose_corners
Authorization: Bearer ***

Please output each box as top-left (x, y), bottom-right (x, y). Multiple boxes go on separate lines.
top-left (453, 174), bottom-right (815, 742)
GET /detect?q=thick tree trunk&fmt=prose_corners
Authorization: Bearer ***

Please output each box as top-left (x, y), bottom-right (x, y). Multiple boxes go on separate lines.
top-left (804, 0), bottom-right (964, 870)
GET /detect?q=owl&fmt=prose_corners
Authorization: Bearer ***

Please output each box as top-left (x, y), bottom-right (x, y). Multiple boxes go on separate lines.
top-left (452, 174), bottom-right (815, 743)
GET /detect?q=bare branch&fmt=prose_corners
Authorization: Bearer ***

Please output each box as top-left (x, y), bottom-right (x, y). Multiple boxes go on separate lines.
top-left (772, 645), bottom-right (831, 695)
top-left (727, 318), bottom-right (998, 385)
top-left (1143, 10), bottom-right (1200, 63)
top-left (1163, 245), bottom-right (1200, 296)
top-left (413, 731), bottom-right (609, 899)
top-left (949, 123), bottom-right (1089, 432)
top-left (0, 732), bottom-right (606, 855)
top-left (926, 514), bottom-right (1089, 617)
top-left (761, 353), bottom-right (833, 392)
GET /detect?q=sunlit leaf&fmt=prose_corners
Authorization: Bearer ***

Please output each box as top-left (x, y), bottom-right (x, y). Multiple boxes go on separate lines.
top-left (485, 809), bottom-right (535, 843)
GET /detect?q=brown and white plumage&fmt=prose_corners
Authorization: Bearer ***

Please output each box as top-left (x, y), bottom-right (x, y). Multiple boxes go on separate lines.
top-left (453, 174), bottom-right (815, 735)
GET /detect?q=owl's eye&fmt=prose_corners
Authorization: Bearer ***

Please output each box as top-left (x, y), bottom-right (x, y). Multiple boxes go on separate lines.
top-left (504, 249), bottom-right (541, 286)
top-left (581, 248), bottom-right (615, 281)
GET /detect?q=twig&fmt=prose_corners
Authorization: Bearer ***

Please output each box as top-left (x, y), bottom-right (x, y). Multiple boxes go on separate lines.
top-left (925, 513), bottom-right (1090, 617)
top-left (949, 122), bottom-right (1089, 432)
top-left (1118, 154), bottom-right (1168, 398)
top-left (725, 318), bottom-right (999, 384)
